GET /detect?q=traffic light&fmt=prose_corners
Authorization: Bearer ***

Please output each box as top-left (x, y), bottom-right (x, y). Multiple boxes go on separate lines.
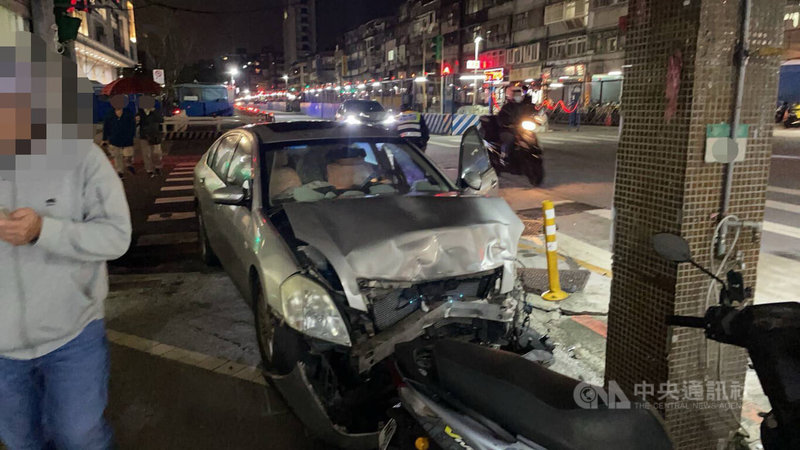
top-left (53, 0), bottom-right (87, 43)
top-left (441, 64), bottom-right (451, 76)
top-left (432, 35), bottom-right (443, 62)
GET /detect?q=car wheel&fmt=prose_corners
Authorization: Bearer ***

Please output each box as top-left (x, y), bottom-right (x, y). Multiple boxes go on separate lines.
top-left (197, 210), bottom-right (219, 265)
top-left (254, 282), bottom-right (276, 367)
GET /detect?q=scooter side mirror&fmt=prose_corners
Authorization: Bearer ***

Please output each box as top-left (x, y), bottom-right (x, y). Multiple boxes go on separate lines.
top-left (652, 233), bottom-right (692, 263)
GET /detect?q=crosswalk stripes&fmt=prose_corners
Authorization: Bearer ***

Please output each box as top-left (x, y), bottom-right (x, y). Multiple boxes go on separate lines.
top-left (155, 196), bottom-right (195, 204)
top-left (135, 159), bottom-right (201, 247)
top-left (582, 187), bottom-right (800, 242)
top-left (161, 185), bottom-right (193, 192)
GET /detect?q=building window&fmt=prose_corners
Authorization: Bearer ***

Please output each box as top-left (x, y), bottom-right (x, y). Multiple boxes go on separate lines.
top-left (127, 1), bottom-right (137, 43)
top-left (94, 24), bottom-right (106, 44)
top-left (388, 49), bottom-right (395, 61)
top-left (786, 12), bottom-right (800, 30)
top-left (466, 0), bottom-right (481, 15)
top-left (548, 40), bottom-right (565, 59)
top-left (72, 10), bottom-right (89, 36)
top-left (594, 0), bottom-right (621, 7)
top-left (607, 36), bottom-right (618, 52)
top-left (514, 12), bottom-right (529, 30)
top-left (544, 3), bottom-right (564, 24)
top-left (523, 42), bottom-right (540, 62)
top-left (566, 36), bottom-right (586, 56)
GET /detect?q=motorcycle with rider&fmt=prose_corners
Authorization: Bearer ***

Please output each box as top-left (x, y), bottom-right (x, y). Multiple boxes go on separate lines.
top-left (466, 86), bottom-right (545, 186)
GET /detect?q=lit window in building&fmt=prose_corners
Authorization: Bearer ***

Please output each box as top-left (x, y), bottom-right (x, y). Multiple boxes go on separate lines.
top-left (127, 2), bottom-right (137, 43)
top-left (785, 12), bottom-right (800, 30)
top-left (72, 10), bottom-right (89, 36)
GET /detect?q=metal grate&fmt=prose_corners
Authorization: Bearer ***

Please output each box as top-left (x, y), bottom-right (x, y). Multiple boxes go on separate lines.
top-left (517, 268), bottom-right (590, 294)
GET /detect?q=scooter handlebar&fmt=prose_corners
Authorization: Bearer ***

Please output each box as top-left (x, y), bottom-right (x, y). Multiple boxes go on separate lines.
top-left (666, 315), bottom-right (707, 329)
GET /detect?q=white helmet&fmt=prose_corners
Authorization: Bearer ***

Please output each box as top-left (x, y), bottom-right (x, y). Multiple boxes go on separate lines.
top-left (506, 86), bottom-right (524, 103)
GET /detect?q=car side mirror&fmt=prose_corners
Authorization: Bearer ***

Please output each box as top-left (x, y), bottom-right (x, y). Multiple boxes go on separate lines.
top-left (461, 170), bottom-right (482, 191)
top-left (213, 185), bottom-right (247, 205)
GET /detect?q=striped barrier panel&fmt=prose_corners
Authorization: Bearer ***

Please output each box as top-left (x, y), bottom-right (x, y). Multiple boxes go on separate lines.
top-left (423, 113), bottom-right (453, 135)
top-left (450, 114), bottom-right (481, 135)
top-left (163, 130), bottom-right (223, 141)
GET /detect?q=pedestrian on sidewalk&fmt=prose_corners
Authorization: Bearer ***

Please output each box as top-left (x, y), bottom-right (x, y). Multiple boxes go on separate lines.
top-left (0, 30), bottom-right (131, 450)
top-left (137, 95), bottom-right (164, 178)
top-left (568, 91), bottom-right (581, 132)
top-left (103, 94), bottom-right (137, 177)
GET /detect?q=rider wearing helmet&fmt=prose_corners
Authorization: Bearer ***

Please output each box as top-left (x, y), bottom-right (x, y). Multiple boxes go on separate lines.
top-left (497, 86), bottom-right (534, 162)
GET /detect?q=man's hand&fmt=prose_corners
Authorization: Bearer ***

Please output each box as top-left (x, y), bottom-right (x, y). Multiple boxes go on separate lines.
top-left (0, 208), bottom-right (43, 246)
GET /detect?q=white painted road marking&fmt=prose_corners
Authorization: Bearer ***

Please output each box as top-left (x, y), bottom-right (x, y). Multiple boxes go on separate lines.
top-left (146, 211), bottom-right (196, 222)
top-left (763, 221), bottom-right (800, 240)
top-left (106, 329), bottom-right (265, 385)
top-left (137, 232), bottom-right (198, 246)
top-left (768, 186), bottom-right (800, 197)
top-left (161, 185), bottom-right (194, 192)
top-left (766, 200), bottom-right (800, 215)
top-left (155, 196), bottom-right (195, 204)
top-left (166, 177), bottom-right (194, 182)
top-left (772, 154), bottom-right (800, 160)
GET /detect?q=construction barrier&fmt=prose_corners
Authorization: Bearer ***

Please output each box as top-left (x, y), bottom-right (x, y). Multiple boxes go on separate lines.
top-left (423, 113), bottom-right (452, 135)
top-left (450, 114), bottom-right (482, 135)
top-left (300, 102), bottom-right (339, 120)
top-left (163, 130), bottom-right (223, 141)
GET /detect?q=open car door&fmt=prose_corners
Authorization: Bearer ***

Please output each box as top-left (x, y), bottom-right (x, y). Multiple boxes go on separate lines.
top-left (457, 126), bottom-right (499, 196)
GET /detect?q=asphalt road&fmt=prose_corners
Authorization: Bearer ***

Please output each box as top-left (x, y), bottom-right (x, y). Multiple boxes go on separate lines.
top-left (97, 114), bottom-right (800, 449)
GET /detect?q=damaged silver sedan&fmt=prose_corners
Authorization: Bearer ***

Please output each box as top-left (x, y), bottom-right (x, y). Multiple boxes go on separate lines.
top-left (193, 121), bottom-right (536, 448)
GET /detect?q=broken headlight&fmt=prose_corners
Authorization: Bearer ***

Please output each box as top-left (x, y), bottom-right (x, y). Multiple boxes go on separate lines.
top-left (280, 274), bottom-right (352, 347)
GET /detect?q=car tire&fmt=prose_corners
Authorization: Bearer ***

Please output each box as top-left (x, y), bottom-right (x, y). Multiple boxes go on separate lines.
top-left (197, 210), bottom-right (219, 266)
top-left (254, 281), bottom-right (277, 368)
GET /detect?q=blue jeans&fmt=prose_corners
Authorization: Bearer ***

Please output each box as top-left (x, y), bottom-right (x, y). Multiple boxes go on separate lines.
top-left (0, 320), bottom-right (113, 450)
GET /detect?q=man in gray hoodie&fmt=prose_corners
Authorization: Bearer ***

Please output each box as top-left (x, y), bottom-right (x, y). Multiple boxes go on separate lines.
top-left (0, 31), bottom-right (131, 449)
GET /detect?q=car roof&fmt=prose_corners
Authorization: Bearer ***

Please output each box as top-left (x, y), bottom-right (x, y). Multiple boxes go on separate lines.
top-left (246, 121), bottom-right (397, 145)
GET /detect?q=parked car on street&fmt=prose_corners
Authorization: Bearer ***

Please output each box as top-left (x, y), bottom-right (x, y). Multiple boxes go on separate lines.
top-left (192, 121), bottom-right (531, 447)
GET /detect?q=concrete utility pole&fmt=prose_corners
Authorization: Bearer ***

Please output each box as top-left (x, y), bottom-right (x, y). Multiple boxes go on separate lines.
top-left (605, 1), bottom-right (783, 449)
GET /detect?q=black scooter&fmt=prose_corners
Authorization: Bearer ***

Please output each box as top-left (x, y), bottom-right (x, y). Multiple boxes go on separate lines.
top-left (478, 115), bottom-right (544, 187)
top-left (654, 233), bottom-right (800, 450)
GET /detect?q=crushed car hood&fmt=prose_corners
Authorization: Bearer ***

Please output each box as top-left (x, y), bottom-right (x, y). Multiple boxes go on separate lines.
top-left (283, 195), bottom-right (523, 311)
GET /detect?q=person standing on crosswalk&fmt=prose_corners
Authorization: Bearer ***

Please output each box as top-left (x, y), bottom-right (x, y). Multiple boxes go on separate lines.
top-left (102, 94), bottom-right (137, 178)
top-left (137, 95), bottom-right (164, 178)
top-left (396, 104), bottom-right (430, 152)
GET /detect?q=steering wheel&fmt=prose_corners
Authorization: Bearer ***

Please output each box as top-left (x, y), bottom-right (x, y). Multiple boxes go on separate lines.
top-left (357, 170), bottom-right (384, 191)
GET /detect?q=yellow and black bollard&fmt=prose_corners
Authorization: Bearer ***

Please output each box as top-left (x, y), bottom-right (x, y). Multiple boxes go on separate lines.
top-left (541, 200), bottom-right (569, 301)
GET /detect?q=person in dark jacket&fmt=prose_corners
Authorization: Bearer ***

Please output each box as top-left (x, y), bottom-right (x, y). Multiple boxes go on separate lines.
top-left (102, 94), bottom-right (137, 177)
top-left (396, 104), bottom-right (430, 152)
top-left (137, 96), bottom-right (164, 178)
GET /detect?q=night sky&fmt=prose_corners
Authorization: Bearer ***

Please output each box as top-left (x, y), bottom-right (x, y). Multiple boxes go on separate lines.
top-left (134, 0), bottom-right (404, 59)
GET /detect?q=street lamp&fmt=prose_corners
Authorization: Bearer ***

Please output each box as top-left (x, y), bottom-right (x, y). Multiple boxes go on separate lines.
top-left (282, 74), bottom-right (289, 91)
top-left (473, 36), bottom-right (483, 106)
top-left (227, 67), bottom-right (239, 86)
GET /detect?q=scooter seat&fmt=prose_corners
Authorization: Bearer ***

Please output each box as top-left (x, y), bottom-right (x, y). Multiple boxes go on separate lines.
top-left (433, 339), bottom-right (672, 450)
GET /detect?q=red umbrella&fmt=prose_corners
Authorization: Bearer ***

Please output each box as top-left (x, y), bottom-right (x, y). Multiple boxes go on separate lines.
top-left (101, 76), bottom-right (162, 96)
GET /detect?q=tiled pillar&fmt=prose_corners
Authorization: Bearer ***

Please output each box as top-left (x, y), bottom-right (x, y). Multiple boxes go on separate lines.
top-left (606, 0), bottom-right (783, 448)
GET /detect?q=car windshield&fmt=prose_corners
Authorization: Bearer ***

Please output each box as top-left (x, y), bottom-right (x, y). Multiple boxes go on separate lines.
top-left (266, 140), bottom-right (453, 205)
top-left (345, 101), bottom-right (384, 113)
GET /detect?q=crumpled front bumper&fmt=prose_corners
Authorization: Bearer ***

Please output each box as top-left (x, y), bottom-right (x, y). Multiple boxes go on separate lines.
top-left (351, 300), bottom-right (516, 374)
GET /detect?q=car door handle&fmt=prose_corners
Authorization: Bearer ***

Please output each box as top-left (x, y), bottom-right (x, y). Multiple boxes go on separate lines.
top-left (491, 179), bottom-right (498, 187)
top-left (199, 177), bottom-right (205, 185)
